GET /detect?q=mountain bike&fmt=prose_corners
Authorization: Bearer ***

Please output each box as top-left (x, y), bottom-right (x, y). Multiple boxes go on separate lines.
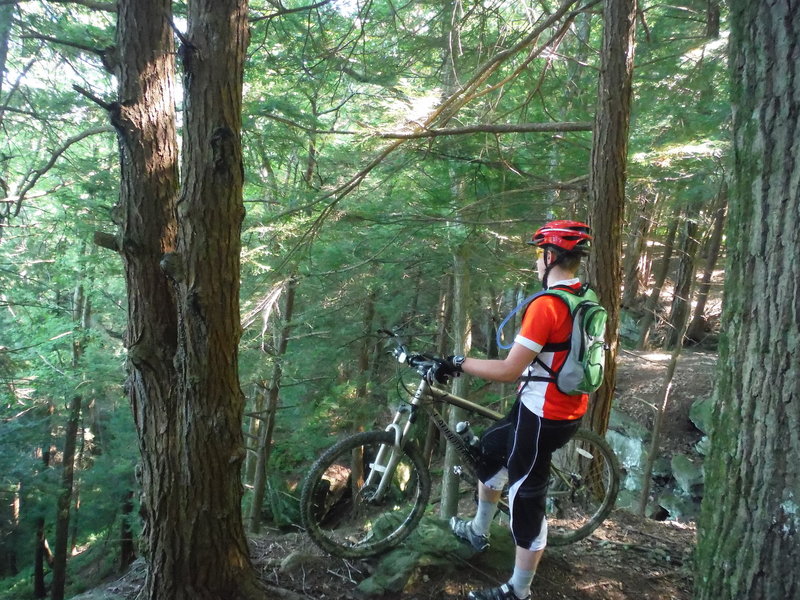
top-left (299, 333), bottom-right (621, 559)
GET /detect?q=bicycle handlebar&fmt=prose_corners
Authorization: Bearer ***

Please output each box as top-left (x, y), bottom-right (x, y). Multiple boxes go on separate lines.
top-left (393, 346), bottom-right (440, 374)
top-left (380, 329), bottom-right (441, 377)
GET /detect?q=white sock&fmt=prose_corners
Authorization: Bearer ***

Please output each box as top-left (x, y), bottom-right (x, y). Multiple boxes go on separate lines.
top-left (508, 567), bottom-right (535, 598)
top-left (470, 499), bottom-right (499, 536)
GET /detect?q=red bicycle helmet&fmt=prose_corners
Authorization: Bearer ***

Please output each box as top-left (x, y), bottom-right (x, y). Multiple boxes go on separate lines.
top-left (529, 220), bottom-right (593, 254)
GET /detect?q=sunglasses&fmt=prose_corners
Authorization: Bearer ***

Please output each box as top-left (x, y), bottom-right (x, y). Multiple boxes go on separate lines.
top-left (535, 247), bottom-right (545, 260)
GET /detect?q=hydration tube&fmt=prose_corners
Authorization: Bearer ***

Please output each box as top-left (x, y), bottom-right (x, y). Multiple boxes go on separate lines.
top-left (495, 290), bottom-right (547, 350)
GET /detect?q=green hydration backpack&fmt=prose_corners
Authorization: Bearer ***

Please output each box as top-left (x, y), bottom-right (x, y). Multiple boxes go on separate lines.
top-left (532, 284), bottom-right (609, 396)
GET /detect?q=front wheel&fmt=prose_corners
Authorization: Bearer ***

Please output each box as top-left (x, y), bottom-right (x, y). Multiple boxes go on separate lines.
top-left (546, 428), bottom-right (620, 546)
top-left (299, 430), bottom-right (432, 558)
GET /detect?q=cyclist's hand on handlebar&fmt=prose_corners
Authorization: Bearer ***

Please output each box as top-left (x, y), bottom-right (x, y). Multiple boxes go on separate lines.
top-left (424, 355), bottom-right (464, 385)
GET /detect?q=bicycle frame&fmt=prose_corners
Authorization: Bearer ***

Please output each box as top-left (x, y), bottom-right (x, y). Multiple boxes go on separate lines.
top-left (364, 377), bottom-right (503, 501)
top-left (299, 345), bottom-right (620, 556)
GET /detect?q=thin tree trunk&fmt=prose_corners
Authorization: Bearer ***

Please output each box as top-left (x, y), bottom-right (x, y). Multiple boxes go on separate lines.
top-left (68, 435), bottom-right (84, 555)
top-left (0, 4), bottom-right (13, 215)
top-left (0, 483), bottom-right (20, 576)
top-left (637, 216), bottom-right (679, 348)
top-left (51, 395), bottom-right (82, 600)
top-left (249, 278), bottom-right (296, 532)
top-left (621, 193), bottom-right (652, 307)
top-left (356, 289), bottom-right (376, 403)
top-left (247, 381), bottom-right (270, 533)
top-left (34, 517), bottom-right (48, 598)
top-left (686, 184), bottom-right (727, 344)
top-left (441, 248), bottom-right (471, 519)
top-left (665, 218), bottom-right (699, 349)
top-left (244, 383), bottom-right (265, 485)
top-left (637, 338), bottom-right (687, 516)
top-left (119, 490), bottom-right (136, 571)
top-left (424, 274), bottom-right (453, 464)
top-left (586, 0), bottom-right (637, 435)
top-left (706, 0), bottom-right (721, 38)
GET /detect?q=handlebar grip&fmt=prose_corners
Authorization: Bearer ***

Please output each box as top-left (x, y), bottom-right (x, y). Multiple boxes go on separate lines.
top-left (407, 354), bottom-right (439, 368)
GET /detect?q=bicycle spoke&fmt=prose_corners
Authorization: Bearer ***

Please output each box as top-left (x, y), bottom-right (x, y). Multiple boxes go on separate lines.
top-left (546, 429), bottom-right (620, 545)
top-left (300, 430), bottom-right (431, 558)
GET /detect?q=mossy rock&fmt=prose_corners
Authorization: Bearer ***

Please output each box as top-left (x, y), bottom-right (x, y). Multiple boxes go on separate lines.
top-left (356, 516), bottom-right (515, 596)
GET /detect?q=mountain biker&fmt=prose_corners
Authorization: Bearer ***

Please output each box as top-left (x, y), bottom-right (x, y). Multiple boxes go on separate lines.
top-left (427, 219), bottom-right (595, 600)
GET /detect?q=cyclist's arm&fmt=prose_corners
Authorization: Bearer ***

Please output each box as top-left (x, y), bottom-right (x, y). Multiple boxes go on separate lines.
top-left (460, 342), bottom-right (537, 383)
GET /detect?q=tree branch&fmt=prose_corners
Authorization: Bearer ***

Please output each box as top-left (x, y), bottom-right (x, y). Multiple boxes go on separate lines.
top-left (271, 0), bottom-right (599, 272)
top-left (20, 32), bottom-right (106, 57)
top-left (93, 231), bottom-right (119, 253)
top-left (13, 126), bottom-right (114, 217)
top-left (0, 0), bottom-right (117, 12)
top-left (250, 0), bottom-right (334, 22)
top-left (429, 0), bottom-right (594, 127)
top-left (379, 121), bottom-right (593, 139)
top-left (73, 85), bottom-right (114, 111)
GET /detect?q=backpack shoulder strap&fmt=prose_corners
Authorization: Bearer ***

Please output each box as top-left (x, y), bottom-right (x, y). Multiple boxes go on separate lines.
top-left (495, 289), bottom-right (549, 350)
top-left (537, 286), bottom-right (582, 352)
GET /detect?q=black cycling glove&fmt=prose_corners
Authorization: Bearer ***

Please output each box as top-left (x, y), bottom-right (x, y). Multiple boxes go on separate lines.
top-left (424, 355), bottom-right (465, 385)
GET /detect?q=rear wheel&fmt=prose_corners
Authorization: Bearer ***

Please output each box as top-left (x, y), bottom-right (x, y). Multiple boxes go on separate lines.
top-left (546, 428), bottom-right (620, 546)
top-left (299, 430), bottom-right (431, 558)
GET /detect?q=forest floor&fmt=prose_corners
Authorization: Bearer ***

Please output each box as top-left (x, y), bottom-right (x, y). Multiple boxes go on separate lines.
top-left (79, 349), bottom-right (715, 600)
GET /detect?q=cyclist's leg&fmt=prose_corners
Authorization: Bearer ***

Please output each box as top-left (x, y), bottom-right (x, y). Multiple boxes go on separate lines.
top-left (452, 404), bottom-right (516, 547)
top-left (503, 408), bottom-right (580, 598)
top-left (507, 409), bottom-right (580, 548)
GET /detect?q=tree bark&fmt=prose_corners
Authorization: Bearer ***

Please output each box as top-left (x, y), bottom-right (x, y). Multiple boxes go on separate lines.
top-left (694, 2), bottom-right (799, 598)
top-left (586, 0), bottom-right (637, 434)
top-left (114, 0), bottom-right (258, 598)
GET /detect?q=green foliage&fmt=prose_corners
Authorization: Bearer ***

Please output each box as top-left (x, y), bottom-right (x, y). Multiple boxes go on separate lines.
top-left (0, 0), bottom-right (731, 588)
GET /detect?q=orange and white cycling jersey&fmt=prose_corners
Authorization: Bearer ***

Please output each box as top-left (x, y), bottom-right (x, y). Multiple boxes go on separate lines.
top-left (513, 278), bottom-right (589, 420)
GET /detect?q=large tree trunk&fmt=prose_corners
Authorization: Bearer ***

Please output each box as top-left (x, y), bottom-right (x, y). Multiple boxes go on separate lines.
top-left (694, 2), bottom-right (799, 598)
top-left (113, 1), bottom-right (258, 598)
top-left (586, 0), bottom-right (637, 434)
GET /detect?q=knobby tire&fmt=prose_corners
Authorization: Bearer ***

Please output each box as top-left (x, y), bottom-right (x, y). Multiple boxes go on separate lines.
top-left (299, 430), bottom-right (431, 558)
top-left (546, 428), bottom-right (621, 546)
